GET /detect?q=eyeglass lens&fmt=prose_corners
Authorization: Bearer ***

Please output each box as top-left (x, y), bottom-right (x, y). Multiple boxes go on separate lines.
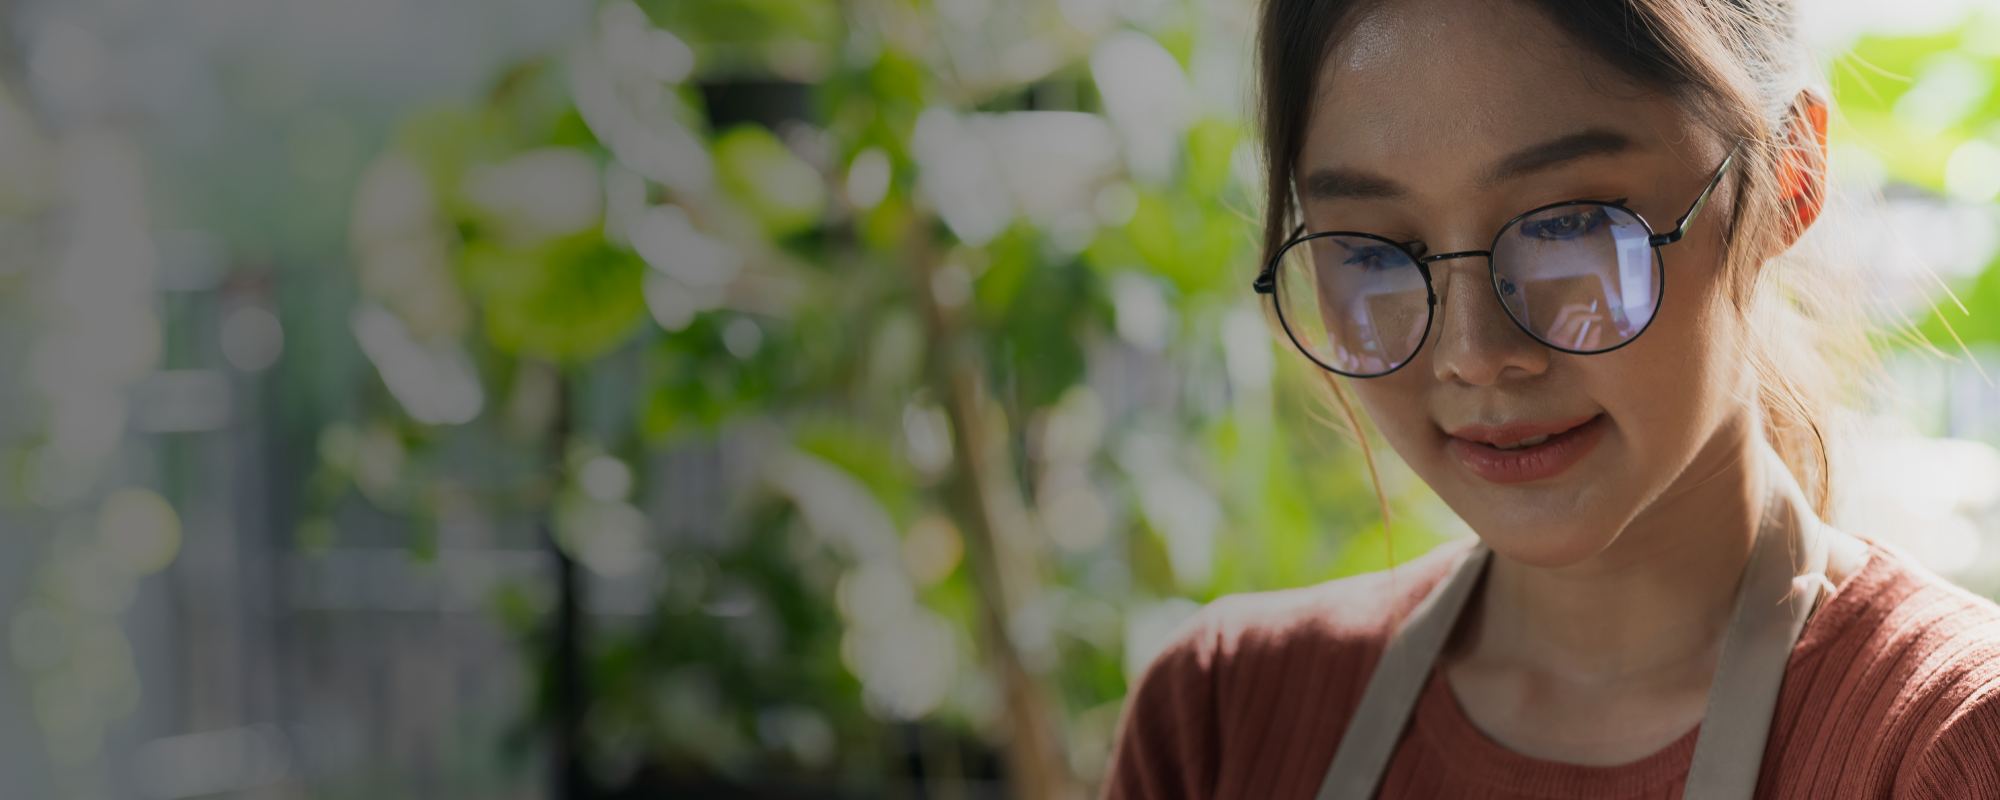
top-left (1273, 202), bottom-right (1660, 377)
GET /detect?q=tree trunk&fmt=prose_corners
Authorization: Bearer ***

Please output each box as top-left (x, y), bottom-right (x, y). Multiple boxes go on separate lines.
top-left (911, 234), bottom-right (1080, 800)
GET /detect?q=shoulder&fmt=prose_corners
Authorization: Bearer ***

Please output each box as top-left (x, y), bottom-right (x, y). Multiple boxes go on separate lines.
top-left (1814, 542), bottom-right (2000, 796)
top-left (1878, 546), bottom-right (2000, 797)
top-left (1801, 537), bottom-right (2000, 669)
top-left (1134, 537), bottom-right (1472, 702)
top-left (1190, 538), bottom-right (1470, 683)
top-left (1831, 539), bottom-right (2000, 676)
top-left (1102, 539), bottom-right (1473, 799)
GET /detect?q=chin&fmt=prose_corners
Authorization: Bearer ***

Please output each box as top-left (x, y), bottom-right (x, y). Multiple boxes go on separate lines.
top-left (1470, 520), bottom-right (1622, 568)
top-left (1438, 487), bottom-right (1626, 568)
top-left (1410, 432), bottom-right (1634, 568)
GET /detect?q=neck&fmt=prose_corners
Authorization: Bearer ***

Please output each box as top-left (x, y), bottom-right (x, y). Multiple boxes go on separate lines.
top-left (1459, 417), bottom-right (1772, 685)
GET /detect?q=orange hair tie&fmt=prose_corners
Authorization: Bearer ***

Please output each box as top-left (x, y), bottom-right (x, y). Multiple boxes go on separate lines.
top-left (1779, 97), bottom-right (1830, 235)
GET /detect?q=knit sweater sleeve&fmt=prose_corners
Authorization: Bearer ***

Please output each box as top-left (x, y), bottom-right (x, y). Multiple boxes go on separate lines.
top-left (1897, 679), bottom-right (2000, 799)
top-left (1101, 608), bottom-right (1225, 800)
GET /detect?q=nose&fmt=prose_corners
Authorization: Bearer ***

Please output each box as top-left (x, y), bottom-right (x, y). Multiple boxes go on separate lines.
top-left (1423, 255), bottom-right (1549, 386)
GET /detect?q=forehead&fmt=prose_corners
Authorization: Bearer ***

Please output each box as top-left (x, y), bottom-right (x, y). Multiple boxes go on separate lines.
top-left (1303, 0), bottom-right (1695, 180)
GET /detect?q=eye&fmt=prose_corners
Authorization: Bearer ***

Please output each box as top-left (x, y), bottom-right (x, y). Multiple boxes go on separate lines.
top-left (1342, 244), bottom-right (1405, 271)
top-left (1519, 205), bottom-right (1612, 241)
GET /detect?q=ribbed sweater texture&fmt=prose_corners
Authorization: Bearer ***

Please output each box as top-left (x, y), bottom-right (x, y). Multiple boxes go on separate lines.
top-left (1104, 539), bottom-right (2000, 799)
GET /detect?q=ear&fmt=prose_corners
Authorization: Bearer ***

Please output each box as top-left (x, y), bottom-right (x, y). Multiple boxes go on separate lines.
top-left (1775, 89), bottom-right (1830, 248)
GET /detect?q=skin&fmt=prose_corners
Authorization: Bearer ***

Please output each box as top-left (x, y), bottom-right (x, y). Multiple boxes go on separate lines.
top-left (1294, 0), bottom-right (1867, 765)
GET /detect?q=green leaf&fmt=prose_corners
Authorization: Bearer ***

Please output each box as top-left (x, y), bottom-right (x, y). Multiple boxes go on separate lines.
top-left (1125, 189), bottom-right (1252, 296)
top-left (397, 105), bottom-right (513, 196)
top-left (641, 314), bottom-right (789, 438)
top-left (793, 420), bottom-right (918, 524)
top-left (713, 125), bottom-right (828, 237)
top-left (460, 231), bottom-right (649, 362)
top-left (1184, 116), bottom-right (1241, 198)
top-left (976, 232), bottom-right (1101, 410)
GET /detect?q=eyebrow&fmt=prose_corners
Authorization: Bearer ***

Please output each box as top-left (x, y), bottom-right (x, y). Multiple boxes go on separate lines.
top-left (1299, 127), bottom-right (1638, 202)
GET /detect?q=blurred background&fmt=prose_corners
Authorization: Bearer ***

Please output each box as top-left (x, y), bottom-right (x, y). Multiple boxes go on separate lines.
top-left (0, 0), bottom-right (1997, 797)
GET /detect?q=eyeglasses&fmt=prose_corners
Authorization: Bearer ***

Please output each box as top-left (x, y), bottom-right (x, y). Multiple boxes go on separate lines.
top-left (1252, 144), bottom-right (1739, 378)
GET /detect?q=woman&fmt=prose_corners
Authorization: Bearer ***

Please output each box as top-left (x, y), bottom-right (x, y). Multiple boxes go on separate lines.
top-left (1103, 0), bottom-right (2000, 797)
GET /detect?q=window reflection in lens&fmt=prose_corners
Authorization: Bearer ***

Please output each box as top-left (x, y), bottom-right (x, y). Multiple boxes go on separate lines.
top-left (1493, 203), bottom-right (1658, 352)
top-left (1281, 234), bottom-right (1425, 375)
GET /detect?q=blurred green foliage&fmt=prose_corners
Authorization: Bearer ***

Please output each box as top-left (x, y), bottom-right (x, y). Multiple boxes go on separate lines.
top-left (303, 0), bottom-right (2000, 795)
top-left (1831, 18), bottom-right (2000, 347)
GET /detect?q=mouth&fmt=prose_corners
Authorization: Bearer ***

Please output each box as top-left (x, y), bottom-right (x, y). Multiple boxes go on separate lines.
top-left (1442, 413), bottom-right (1607, 484)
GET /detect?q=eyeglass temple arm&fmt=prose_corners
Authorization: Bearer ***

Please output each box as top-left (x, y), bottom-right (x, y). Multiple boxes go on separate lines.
top-left (1252, 223), bottom-right (1308, 294)
top-left (1651, 143), bottom-right (1741, 247)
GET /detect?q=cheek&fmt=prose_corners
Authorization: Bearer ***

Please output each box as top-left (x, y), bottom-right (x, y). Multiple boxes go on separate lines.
top-left (1346, 373), bottom-right (1442, 458)
top-left (1664, 236), bottom-right (1755, 379)
top-left (1592, 244), bottom-right (1754, 452)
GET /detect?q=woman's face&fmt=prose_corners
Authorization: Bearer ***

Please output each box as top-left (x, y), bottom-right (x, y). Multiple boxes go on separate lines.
top-left (1297, 0), bottom-right (1756, 567)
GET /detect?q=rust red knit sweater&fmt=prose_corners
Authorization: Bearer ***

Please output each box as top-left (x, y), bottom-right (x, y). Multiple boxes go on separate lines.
top-left (1103, 539), bottom-right (2000, 799)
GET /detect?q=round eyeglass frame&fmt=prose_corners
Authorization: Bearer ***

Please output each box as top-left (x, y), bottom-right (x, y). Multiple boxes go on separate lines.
top-left (1252, 143), bottom-right (1740, 379)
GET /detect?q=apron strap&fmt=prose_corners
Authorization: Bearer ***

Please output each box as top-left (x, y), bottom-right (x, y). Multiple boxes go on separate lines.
top-left (1681, 445), bottom-right (1830, 799)
top-left (1312, 443), bottom-right (1830, 800)
top-left (1312, 541), bottom-right (1492, 800)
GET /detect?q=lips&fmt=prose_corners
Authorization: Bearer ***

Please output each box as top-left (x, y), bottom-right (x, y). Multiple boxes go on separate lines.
top-left (1442, 413), bottom-right (1608, 484)
top-left (1444, 414), bottom-right (1600, 448)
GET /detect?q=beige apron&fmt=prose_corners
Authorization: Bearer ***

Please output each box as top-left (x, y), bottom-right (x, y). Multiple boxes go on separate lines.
top-left (1314, 444), bottom-right (1836, 800)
